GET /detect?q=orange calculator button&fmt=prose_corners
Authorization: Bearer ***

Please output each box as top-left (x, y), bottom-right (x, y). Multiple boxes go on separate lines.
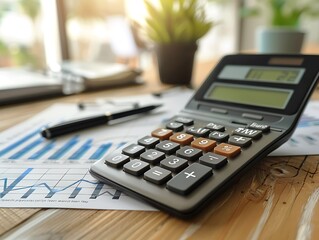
top-left (151, 128), bottom-right (173, 140)
top-left (214, 143), bottom-right (241, 158)
top-left (191, 138), bottom-right (216, 152)
top-left (169, 132), bottom-right (194, 145)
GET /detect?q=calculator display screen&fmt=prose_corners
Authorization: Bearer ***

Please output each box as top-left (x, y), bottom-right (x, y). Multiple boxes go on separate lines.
top-left (218, 65), bottom-right (305, 84)
top-left (205, 83), bottom-right (293, 109)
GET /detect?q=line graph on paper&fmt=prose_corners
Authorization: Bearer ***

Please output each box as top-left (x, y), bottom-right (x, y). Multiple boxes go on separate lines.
top-left (0, 163), bottom-right (154, 210)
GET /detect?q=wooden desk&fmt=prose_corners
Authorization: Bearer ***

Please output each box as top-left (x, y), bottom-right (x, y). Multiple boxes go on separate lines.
top-left (0, 59), bottom-right (319, 240)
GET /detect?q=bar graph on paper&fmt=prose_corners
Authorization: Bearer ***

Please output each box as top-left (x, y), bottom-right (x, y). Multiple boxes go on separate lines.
top-left (0, 163), bottom-right (154, 210)
top-left (0, 127), bottom-right (127, 163)
top-left (0, 103), bottom-right (154, 164)
top-left (0, 92), bottom-right (193, 209)
top-left (0, 103), bottom-right (157, 210)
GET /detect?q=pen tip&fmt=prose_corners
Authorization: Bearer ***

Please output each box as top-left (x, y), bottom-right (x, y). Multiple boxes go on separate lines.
top-left (40, 129), bottom-right (51, 139)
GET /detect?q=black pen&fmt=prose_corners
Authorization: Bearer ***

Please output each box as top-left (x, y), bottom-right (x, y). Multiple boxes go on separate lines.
top-left (41, 104), bottom-right (162, 139)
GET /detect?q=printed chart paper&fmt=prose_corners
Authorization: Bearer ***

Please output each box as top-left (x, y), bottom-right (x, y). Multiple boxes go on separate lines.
top-left (270, 101), bottom-right (319, 156)
top-left (0, 90), bottom-right (193, 210)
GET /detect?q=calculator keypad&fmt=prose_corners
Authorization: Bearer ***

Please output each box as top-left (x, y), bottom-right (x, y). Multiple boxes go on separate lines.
top-left (102, 117), bottom-right (272, 197)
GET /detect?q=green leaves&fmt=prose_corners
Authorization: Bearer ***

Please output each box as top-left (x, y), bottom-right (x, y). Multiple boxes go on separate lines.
top-left (242, 0), bottom-right (319, 27)
top-left (144, 0), bottom-right (213, 43)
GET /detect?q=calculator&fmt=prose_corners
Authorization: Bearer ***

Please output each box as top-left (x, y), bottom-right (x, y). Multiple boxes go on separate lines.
top-left (90, 54), bottom-right (319, 217)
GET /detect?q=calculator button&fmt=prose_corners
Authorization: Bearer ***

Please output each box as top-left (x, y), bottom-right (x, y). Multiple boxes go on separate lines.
top-left (199, 153), bottom-right (227, 169)
top-left (209, 131), bottom-right (229, 142)
top-left (210, 108), bottom-right (228, 114)
top-left (123, 159), bottom-right (150, 176)
top-left (144, 166), bottom-right (172, 185)
top-left (214, 143), bottom-right (241, 158)
top-left (205, 123), bottom-right (225, 132)
top-left (242, 113), bottom-right (263, 120)
top-left (138, 136), bottom-right (160, 148)
top-left (166, 163), bottom-right (213, 195)
top-left (155, 140), bottom-right (180, 154)
top-left (151, 128), bottom-right (173, 140)
top-left (228, 136), bottom-right (252, 148)
top-left (248, 122), bottom-right (270, 133)
top-left (174, 117), bottom-right (194, 126)
top-left (191, 138), bottom-right (216, 152)
top-left (233, 127), bottom-right (262, 139)
top-left (105, 154), bottom-right (130, 168)
top-left (166, 122), bottom-right (184, 132)
top-left (186, 127), bottom-right (210, 137)
top-left (140, 149), bottom-right (165, 164)
top-left (122, 144), bottom-right (145, 158)
top-left (176, 146), bottom-right (202, 161)
top-left (169, 132), bottom-right (194, 145)
top-left (160, 156), bottom-right (188, 173)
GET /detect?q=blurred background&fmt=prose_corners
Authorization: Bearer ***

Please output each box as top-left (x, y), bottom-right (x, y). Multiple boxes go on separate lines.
top-left (0, 0), bottom-right (318, 70)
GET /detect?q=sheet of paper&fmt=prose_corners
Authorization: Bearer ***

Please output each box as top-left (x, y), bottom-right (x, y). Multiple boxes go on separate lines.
top-left (0, 89), bottom-right (194, 210)
top-left (271, 100), bottom-right (319, 156)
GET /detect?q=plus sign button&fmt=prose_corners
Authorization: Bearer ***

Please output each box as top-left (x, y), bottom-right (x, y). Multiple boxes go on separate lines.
top-left (166, 163), bottom-right (212, 195)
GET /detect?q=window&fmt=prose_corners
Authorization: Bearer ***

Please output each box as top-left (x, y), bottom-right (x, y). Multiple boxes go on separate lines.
top-left (0, 0), bottom-right (45, 69)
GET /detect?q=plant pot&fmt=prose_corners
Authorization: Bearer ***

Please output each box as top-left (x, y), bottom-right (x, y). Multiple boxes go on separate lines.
top-left (256, 27), bottom-right (305, 54)
top-left (155, 43), bottom-right (197, 85)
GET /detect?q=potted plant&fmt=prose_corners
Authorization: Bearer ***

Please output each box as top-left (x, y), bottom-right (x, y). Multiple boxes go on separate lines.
top-left (144, 0), bottom-right (213, 85)
top-left (242, 0), bottom-right (319, 53)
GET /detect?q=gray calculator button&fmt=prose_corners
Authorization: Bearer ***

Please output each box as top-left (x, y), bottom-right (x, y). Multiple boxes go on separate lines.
top-left (160, 156), bottom-right (188, 173)
top-left (233, 127), bottom-right (262, 139)
top-left (166, 122), bottom-right (184, 131)
top-left (210, 108), bottom-right (228, 114)
top-left (138, 136), bottom-right (160, 148)
top-left (199, 153), bottom-right (227, 169)
top-left (123, 159), bottom-right (150, 176)
top-left (175, 117), bottom-right (194, 126)
top-left (209, 131), bottom-right (229, 142)
top-left (144, 166), bottom-right (172, 185)
top-left (155, 140), bottom-right (180, 154)
top-left (186, 127), bottom-right (210, 137)
top-left (140, 149), bottom-right (165, 164)
top-left (206, 123), bottom-right (225, 132)
top-left (166, 163), bottom-right (213, 195)
top-left (248, 122), bottom-right (270, 133)
top-left (105, 154), bottom-right (130, 168)
top-left (122, 144), bottom-right (145, 157)
top-left (176, 146), bottom-right (202, 161)
top-left (228, 135), bottom-right (252, 147)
